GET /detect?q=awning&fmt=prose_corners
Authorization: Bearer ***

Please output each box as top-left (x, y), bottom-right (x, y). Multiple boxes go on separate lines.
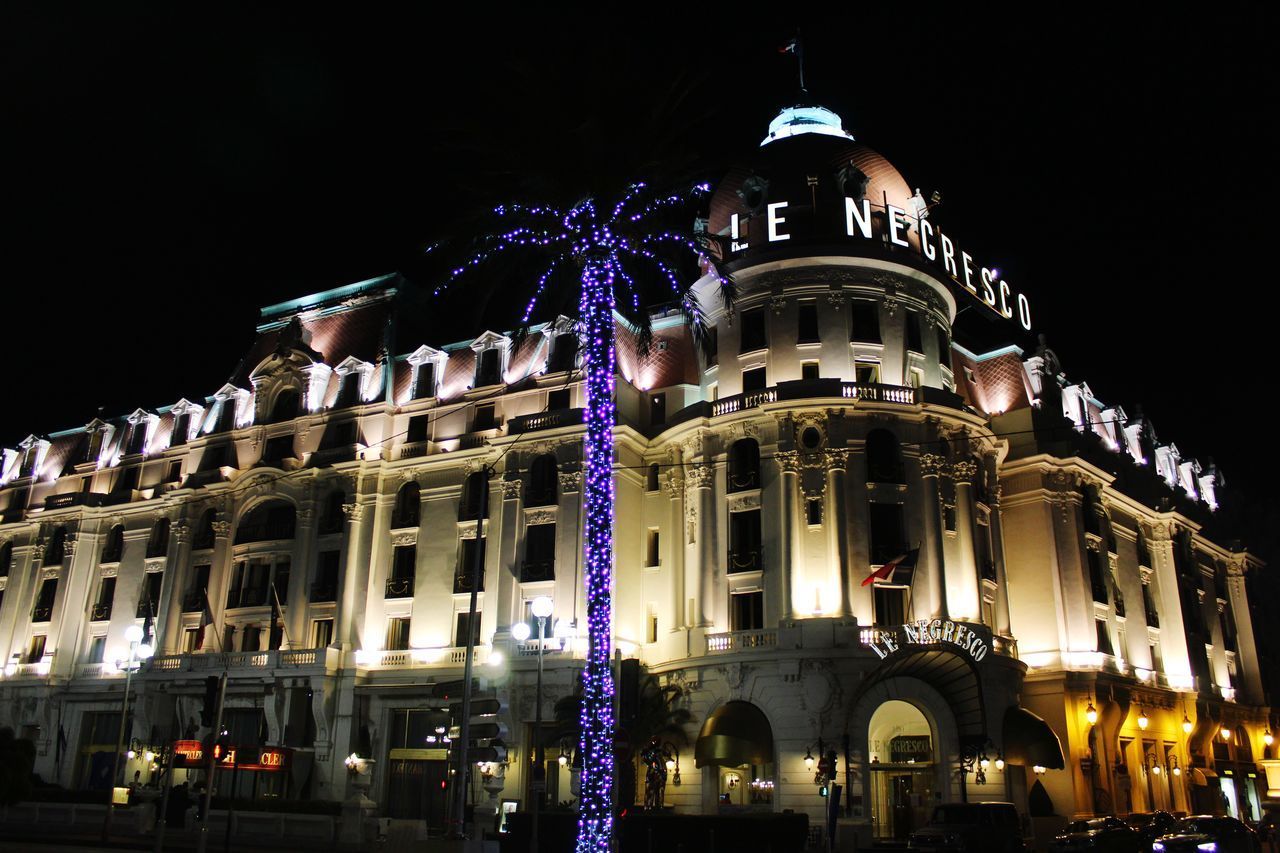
top-left (1001, 706), bottom-right (1065, 769)
top-left (695, 701), bottom-right (774, 768)
top-left (1191, 768), bottom-right (1218, 786)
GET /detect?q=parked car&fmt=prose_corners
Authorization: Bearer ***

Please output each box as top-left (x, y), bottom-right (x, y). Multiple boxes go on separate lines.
top-left (1048, 816), bottom-right (1142, 851)
top-left (1152, 815), bottom-right (1260, 853)
top-left (907, 802), bottom-right (1026, 852)
top-left (1123, 812), bottom-right (1178, 848)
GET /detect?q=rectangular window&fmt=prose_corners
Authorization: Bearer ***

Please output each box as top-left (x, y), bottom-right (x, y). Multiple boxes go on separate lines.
top-left (548, 333), bottom-right (577, 373)
top-left (1086, 549), bottom-right (1109, 604)
top-left (386, 545), bottom-right (416, 599)
top-left (873, 586), bottom-right (906, 626)
top-left (522, 523), bottom-right (556, 583)
top-left (646, 464), bottom-right (661, 492)
top-left (413, 362), bottom-right (437, 400)
top-left (171, 414), bottom-right (190, 447)
top-left (406, 414), bottom-right (430, 444)
top-left (313, 618), bottom-right (334, 648)
top-left (455, 611), bottom-right (481, 648)
top-left (868, 503), bottom-right (908, 565)
top-left (801, 361), bottom-right (820, 381)
top-left (455, 537), bottom-right (486, 593)
top-left (936, 327), bottom-right (950, 366)
top-left (92, 576), bottom-right (116, 621)
top-left (182, 627), bottom-right (200, 653)
top-left (385, 617), bottom-right (410, 651)
top-left (742, 366), bottom-right (767, 393)
top-left (645, 528), bottom-right (661, 568)
top-left (26, 634), bottom-right (47, 664)
top-left (475, 348), bottom-right (501, 387)
top-left (312, 551), bottom-right (340, 602)
top-left (739, 307), bottom-right (767, 353)
top-left (649, 393), bottom-right (666, 426)
top-left (336, 373), bottom-right (360, 407)
top-left (908, 367), bottom-right (924, 389)
top-left (730, 590), bottom-right (764, 631)
top-left (1142, 582), bottom-right (1159, 627)
top-left (87, 635), bottom-right (106, 664)
top-left (705, 327), bottom-right (718, 368)
top-left (797, 302), bottom-right (819, 344)
top-left (1095, 618), bottom-right (1114, 656)
top-left (728, 509), bottom-right (762, 573)
top-left (223, 625), bottom-right (236, 651)
top-left (126, 422), bottom-right (148, 455)
top-left (271, 559), bottom-right (290, 606)
top-left (850, 301), bottom-right (881, 343)
top-left (473, 404), bottom-right (497, 431)
top-left (646, 605), bottom-right (659, 644)
top-left (33, 578), bottom-right (58, 622)
top-left (855, 360), bottom-right (881, 385)
top-left (185, 565), bottom-right (211, 612)
top-left (547, 388), bottom-right (571, 411)
top-left (806, 498), bottom-right (823, 527)
top-left (241, 625), bottom-right (261, 652)
top-left (905, 311), bottom-right (924, 353)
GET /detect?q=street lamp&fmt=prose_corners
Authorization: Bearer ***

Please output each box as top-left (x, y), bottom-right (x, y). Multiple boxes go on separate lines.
top-left (1137, 708), bottom-right (1149, 731)
top-left (1085, 697), bottom-right (1098, 726)
top-left (529, 595), bottom-right (553, 853)
top-left (102, 624), bottom-right (153, 842)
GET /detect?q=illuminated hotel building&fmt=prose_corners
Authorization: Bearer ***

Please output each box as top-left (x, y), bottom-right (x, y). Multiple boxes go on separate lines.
top-left (0, 105), bottom-right (1270, 843)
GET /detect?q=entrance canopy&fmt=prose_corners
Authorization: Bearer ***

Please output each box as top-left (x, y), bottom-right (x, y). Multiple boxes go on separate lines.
top-left (1001, 706), bottom-right (1065, 769)
top-left (860, 649), bottom-right (987, 739)
top-left (695, 701), bottom-right (774, 768)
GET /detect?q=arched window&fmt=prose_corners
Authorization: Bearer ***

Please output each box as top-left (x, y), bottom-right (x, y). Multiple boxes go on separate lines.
top-left (44, 527), bottom-right (67, 565)
top-left (865, 430), bottom-right (905, 484)
top-left (319, 489), bottom-right (346, 535)
top-left (728, 439), bottom-right (760, 493)
top-left (0, 540), bottom-right (11, 578)
top-left (101, 524), bottom-right (125, 563)
top-left (392, 481), bottom-right (421, 528)
top-left (527, 455), bottom-right (558, 507)
top-left (193, 509), bottom-right (217, 550)
top-left (270, 388), bottom-right (301, 424)
top-left (459, 472), bottom-right (489, 521)
top-left (234, 501), bottom-right (296, 544)
top-left (147, 518), bottom-right (171, 558)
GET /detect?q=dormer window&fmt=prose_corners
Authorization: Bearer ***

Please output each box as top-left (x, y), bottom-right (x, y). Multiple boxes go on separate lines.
top-left (548, 332), bottom-right (578, 373)
top-left (334, 357), bottom-right (373, 408)
top-left (167, 400), bottom-right (204, 448)
top-left (17, 435), bottom-right (50, 479)
top-left (125, 409), bottom-right (158, 456)
top-left (407, 345), bottom-right (448, 401)
top-left (1154, 445), bottom-right (1179, 488)
top-left (83, 419), bottom-right (115, 465)
top-left (470, 331), bottom-right (512, 388)
top-left (210, 385), bottom-right (249, 433)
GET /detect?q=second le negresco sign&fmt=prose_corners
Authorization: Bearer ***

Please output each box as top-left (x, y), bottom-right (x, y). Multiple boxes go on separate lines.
top-left (865, 619), bottom-right (991, 663)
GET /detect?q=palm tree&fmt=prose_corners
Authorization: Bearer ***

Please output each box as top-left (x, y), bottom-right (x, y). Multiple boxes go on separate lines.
top-left (438, 184), bottom-right (728, 852)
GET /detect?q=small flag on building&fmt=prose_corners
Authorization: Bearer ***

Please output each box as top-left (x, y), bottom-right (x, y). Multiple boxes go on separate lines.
top-left (861, 548), bottom-right (920, 587)
top-left (195, 589), bottom-right (215, 650)
top-left (778, 38), bottom-right (798, 54)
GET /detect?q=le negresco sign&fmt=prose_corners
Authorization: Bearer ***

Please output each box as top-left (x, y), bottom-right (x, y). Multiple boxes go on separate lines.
top-left (865, 619), bottom-right (991, 663)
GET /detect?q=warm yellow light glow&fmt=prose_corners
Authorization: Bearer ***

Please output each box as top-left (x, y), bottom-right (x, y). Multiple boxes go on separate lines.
top-left (1137, 711), bottom-right (1149, 730)
top-left (1172, 766), bottom-right (1181, 777)
top-left (1151, 764), bottom-right (1161, 775)
top-left (1033, 765), bottom-right (1046, 775)
top-left (1265, 730), bottom-right (1274, 747)
top-left (1182, 715), bottom-right (1194, 735)
top-left (1085, 701), bottom-right (1098, 726)
top-left (1221, 727), bottom-right (1232, 741)
top-left (995, 758), bottom-right (1005, 771)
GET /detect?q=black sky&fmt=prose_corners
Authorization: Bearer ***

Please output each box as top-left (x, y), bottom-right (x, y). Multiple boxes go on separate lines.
top-left (2, 5), bottom-right (1275, 550)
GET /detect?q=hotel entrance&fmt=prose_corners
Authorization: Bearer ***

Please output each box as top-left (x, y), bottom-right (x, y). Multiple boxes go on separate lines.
top-left (868, 700), bottom-right (936, 841)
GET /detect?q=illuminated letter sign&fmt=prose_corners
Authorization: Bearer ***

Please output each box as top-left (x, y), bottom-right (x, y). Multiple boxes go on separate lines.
top-left (767, 202), bottom-right (790, 242)
top-left (864, 620), bottom-right (990, 663)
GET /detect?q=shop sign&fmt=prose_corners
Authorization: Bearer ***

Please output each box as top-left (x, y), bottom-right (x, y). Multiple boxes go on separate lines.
top-left (865, 619), bottom-right (990, 662)
top-left (728, 199), bottom-right (1032, 330)
top-left (212, 746), bottom-right (290, 772)
top-left (171, 739), bottom-right (204, 768)
top-left (889, 735), bottom-right (932, 763)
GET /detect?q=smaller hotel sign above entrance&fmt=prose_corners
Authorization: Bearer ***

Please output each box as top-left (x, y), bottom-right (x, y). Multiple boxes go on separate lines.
top-left (864, 619), bottom-right (991, 663)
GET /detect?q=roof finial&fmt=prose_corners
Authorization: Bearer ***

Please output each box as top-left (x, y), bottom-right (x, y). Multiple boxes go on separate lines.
top-left (779, 30), bottom-right (806, 97)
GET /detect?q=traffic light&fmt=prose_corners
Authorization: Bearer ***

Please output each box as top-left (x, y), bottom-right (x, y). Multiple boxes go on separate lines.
top-left (819, 784), bottom-right (829, 798)
top-left (450, 694), bottom-right (508, 763)
top-left (201, 676), bottom-right (219, 727)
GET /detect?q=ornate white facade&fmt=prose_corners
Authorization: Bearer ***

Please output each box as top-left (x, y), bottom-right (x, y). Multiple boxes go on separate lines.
top-left (0, 106), bottom-right (1269, 844)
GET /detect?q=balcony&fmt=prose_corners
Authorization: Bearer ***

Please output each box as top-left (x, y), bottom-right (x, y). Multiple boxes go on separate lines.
top-left (706, 629), bottom-right (777, 654)
top-left (384, 576), bottom-right (414, 599)
top-left (310, 582), bottom-right (337, 603)
top-left (31, 606), bottom-right (52, 622)
top-left (727, 548), bottom-right (762, 574)
top-left (43, 492), bottom-right (104, 510)
top-left (519, 560), bottom-right (555, 584)
top-left (182, 591), bottom-right (204, 613)
top-left (507, 408), bottom-right (585, 434)
top-left (453, 571), bottom-right (483, 595)
top-left (89, 603), bottom-right (112, 622)
top-left (136, 599), bottom-right (160, 619)
top-left (146, 647), bottom-right (339, 676)
top-left (355, 645), bottom-right (484, 669)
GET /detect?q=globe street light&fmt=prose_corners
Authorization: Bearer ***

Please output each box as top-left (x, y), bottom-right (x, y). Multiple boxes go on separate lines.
top-left (103, 623), bottom-right (153, 841)
top-left (529, 595), bottom-right (553, 853)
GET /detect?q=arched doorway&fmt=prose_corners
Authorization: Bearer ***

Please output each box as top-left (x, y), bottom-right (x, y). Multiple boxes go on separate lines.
top-left (694, 700), bottom-right (775, 811)
top-left (868, 700), bottom-right (936, 841)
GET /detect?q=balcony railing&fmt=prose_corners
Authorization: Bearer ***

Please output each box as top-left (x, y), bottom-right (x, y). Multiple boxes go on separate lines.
top-left (728, 548), bottom-right (762, 574)
top-left (519, 560), bottom-right (555, 584)
top-left (182, 591), bottom-right (204, 613)
top-left (146, 647), bottom-right (338, 674)
top-left (384, 577), bottom-right (414, 599)
top-left (706, 629), bottom-right (777, 653)
top-left (89, 603), bottom-right (112, 622)
top-left (507, 408), bottom-right (585, 434)
top-left (31, 606), bottom-right (52, 622)
top-left (356, 646), bottom-right (484, 669)
top-left (310, 582), bottom-right (337, 603)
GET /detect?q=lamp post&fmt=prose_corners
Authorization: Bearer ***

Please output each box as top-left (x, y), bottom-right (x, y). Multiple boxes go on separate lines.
top-left (103, 624), bottom-right (153, 842)
top-left (524, 595), bottom-right (553, 853)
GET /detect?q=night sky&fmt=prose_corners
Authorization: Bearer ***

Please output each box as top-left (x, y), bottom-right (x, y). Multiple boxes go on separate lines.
top-left (2, 7), bottom-right (1274, 555)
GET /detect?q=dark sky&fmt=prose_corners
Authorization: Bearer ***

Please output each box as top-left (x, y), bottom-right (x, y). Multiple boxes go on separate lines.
top-left (2, 6), bottom-right (1275, 548)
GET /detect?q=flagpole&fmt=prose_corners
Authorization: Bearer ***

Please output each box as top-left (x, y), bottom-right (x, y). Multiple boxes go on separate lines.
top-left (195, 591), bottom-right (229, 853)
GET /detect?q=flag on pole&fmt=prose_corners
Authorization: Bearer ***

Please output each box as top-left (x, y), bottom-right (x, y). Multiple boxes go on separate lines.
top-left (861, 548), bottom-right (920, 587)
top-left (778, 38), bottom-right (798, 54)
top-left (195, 589), bottom-right (215, 650)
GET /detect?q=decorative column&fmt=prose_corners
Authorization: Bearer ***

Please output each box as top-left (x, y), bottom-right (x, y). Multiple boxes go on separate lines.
top-left (918, 454), bottom-right (950, 621)
top-left (985, 472), bottom-right (1013, 637)
top-left (686, 462), bottom-right (716, 627)
top-left (950, 460), bottom-right (981, 621)
top-left (206, 518), bottom-right (233, 650)
top-left (336, 500), bottom-right (365, 651)
top-left (159, 519), bottom-right (191, 654)
top-left (288, 504), bottom-right (315, 649)
top-left (775, 451), bottom-right (801, 622)
top-left (495, 476), bottom-right (524, 632)
top-left (824, 449), bottom-right (851, 618)
top-left (50, 533), bottom-right (84, 679)
top-left (556, 469), bottom-right (584, 628)
top-left (664, 469), bottom-right (685, 630)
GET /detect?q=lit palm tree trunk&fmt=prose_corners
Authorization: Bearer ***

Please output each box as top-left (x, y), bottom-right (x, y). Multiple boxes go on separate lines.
top-left (577, 255), bottom-right (617, 851)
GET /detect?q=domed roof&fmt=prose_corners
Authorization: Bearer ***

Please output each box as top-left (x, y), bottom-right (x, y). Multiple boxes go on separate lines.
top-left (708, 105), bottom-right (917, 257)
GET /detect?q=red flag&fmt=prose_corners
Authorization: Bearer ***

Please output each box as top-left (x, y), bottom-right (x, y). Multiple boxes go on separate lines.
top-left (778, 38), bottom-right (798, 55)
top-left (861, 548), bottom-right (920, 587)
